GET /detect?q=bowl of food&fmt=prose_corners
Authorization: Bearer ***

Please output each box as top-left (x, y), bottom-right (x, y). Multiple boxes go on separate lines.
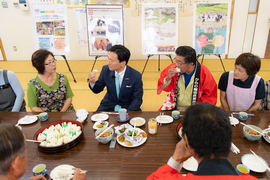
top-left (176, 122), bottom-right (183, 140)
top-left (95, 127), bottom-right (114, 144)
top-left (33, 120), bottom-right (83, 153)
top-left (243, 125), bottom-right (263, 141)
top-left (124, 128), bottom-right (139, 140)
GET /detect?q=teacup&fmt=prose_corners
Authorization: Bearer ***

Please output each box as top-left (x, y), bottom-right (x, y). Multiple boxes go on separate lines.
top-left (236, 164), bottom-right (250, 174)
top-left (32, 164), bottom-right (47, 176)
top-left (172, 110), bottom-right (180, 119)
top-left (39, 112), bottom-right (48, 121)
top-left (238, 112), bottom-right (248, 121)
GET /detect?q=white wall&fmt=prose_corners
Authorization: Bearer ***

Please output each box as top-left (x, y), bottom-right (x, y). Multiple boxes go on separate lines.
top-left (0, 0), bottom-right (269, 61)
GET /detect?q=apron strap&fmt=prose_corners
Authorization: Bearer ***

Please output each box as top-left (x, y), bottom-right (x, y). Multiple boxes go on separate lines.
top-left (3, 70), bottom-right (9, 84)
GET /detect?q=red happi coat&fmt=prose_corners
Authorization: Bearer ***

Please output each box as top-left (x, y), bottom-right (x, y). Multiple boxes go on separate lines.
top-left (157, 63), bottom-right (217, 111)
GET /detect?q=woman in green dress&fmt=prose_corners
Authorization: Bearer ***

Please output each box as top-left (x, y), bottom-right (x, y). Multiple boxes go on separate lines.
top-left (27, 49), bottom-right (74, 112)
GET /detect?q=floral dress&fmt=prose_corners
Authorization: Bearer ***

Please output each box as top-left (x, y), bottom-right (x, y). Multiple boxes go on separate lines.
top-left (30, 73), bottom-right (74, 112)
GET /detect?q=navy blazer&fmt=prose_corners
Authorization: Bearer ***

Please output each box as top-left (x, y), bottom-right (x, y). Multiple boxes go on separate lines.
top-left (89, 65), bottom-right (143, 111)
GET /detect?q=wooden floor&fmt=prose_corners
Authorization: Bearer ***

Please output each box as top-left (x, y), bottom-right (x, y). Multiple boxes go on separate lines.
top-left (1, 58), bottom-right (270, 112)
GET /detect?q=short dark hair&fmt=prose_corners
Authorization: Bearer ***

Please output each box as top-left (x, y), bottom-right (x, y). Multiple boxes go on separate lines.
top-left (235, 53), bottom-right (261, 76)
top-left (109, 45), bottom-right (130, 64)
top-left (182, 103), bottom-right (232, 159)
top-left (31, 49), bottom-right (54, 74)
top-left (0, 124), bottom-right (26, 175)
top-left (175, 46), bottom-right (197, 65)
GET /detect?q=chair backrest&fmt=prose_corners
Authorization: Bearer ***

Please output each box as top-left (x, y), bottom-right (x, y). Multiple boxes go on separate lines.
top-left (259, 80), bottom-right (270, 110)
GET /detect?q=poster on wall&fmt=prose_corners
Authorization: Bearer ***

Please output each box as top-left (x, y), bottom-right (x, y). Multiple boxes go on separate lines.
top-left (141, 3), bottom-right (178, 55)
top-left (193, 2), bottom-right (231, 54)
top-left (73, 8), bottom-right (88, 45)
top-left (32, 5), bottom-right (70, 55)
top-left (86, 4), bottom-right (124, 56)
top-left (54, 0), bottom-right (89, 7)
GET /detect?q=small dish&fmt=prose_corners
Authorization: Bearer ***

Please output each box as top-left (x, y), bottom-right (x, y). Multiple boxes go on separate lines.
top-left (229, 117), bottom-right (239, 125)
top-left (183, 157), bottom-right (198, 171)
top-left (50, 164), bottom-right (75, 180)
top-left (93, 121), bottom-right (109, 130)
top-left (18, 115), bottom-right (38, 125)
top-left (155, 115), bottom-right (173, 124)
top-left (241, 154), bottom-right (268, 173)
top-left (130, 117), bottom-right (145, 127)
top-left (116, 114), bottom-right (130, 122)
top-left (91, 113), bottom-right (109, 121)
top-left (263, 128), bottom-right (270, 143)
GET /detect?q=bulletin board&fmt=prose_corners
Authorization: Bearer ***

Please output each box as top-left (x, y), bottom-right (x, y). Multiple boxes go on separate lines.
top-left (86, 4), bottom-right (124, 56)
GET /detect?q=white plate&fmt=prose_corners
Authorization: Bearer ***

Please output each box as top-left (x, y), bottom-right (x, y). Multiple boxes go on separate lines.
top-left (241, 154), bottom-right (268, 173)
top-left (229, 117), bottom-right (239, 126)
top-left (91, 113), bottom-right (109, 121)
top-left (155, 115), bottom-right (173, 124)
top-left (18, 115), bottom-right (38, 125)
top-left (263, 129), bottom-right (270, 143)
top-left (130, 117), bottom-right (146, 127)
top-left (183, 156), bottom-right (198, 171)
top-left (116, 129), bottom-right (147, 148)
top-left (93, 121), bottom-right (109, 130)
top-left (50, 164), bottom-right (75, 180)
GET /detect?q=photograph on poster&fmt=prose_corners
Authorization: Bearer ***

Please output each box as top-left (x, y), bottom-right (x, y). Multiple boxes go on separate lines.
top-left (32, 5), bottom-right (70, 55)
top-left (141, 3), bottom-right (178, 55)
top-left (86, 5), bottom-right (123, 56)
top-left (193, 2), bottom-right (231, 54)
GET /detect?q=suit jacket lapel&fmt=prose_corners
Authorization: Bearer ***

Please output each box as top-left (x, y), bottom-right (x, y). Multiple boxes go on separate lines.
top-left (119, 66), bottom-right (129, 99)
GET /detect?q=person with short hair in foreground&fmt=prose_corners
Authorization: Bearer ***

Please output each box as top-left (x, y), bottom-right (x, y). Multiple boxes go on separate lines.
top-left (147, 103), bottom-right (257, 180)
top-left (0, 124), bottom-right (86, 180)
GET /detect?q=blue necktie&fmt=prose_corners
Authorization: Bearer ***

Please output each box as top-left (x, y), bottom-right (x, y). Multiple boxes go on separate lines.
top-left (114, 73), bottom-right (121, 111)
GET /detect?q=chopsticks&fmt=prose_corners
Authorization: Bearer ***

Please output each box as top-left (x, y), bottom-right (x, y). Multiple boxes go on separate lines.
top-left (59, 168), bottom-right (87, 174)
top-left (158, 112), bottom-right (164, 126)
top-left (95, 124), bottom-right (114, 139)
top-left (231, 142), bottom-right (240, 154)
top-left (100, 112), bottom-right (119, 115)
top-left (26, 139), bottom-right (43, 143)
top-left (232, 112), bottom-right (254, 116)
top-left (231, 113), bottom-right (236, 126)
top-left (240, 122), bottom-right (264, 136)
top-left (132, 124), bottom-right (136, 139)
top-left (250, 150), bottom-right (270, 172)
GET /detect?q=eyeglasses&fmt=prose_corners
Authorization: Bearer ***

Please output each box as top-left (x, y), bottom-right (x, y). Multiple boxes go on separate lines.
top-left (174, 58), bottom-right (186, 66)
top-left (45, 58), bottom-right (57, 66)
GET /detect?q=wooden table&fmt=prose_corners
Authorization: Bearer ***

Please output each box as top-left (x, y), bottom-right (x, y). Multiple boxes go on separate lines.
top-left (0, 111), bottom-right (270, 180)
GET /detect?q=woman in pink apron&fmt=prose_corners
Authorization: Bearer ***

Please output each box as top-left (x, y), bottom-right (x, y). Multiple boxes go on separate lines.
top-left (218, 53), bottom-right (265, 111)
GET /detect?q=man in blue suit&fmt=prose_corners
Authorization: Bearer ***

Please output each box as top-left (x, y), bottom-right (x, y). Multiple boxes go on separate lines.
top-left (88, 45), bottom-right (143, 111)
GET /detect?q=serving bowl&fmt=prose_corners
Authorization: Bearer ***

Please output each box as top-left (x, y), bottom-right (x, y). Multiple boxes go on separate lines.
top-left (33, 120), bottom-right (83, 153)
top-left (95, 127), bottom-right (114, 144)
top-left (243, 125), bottom-right (262, 141)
